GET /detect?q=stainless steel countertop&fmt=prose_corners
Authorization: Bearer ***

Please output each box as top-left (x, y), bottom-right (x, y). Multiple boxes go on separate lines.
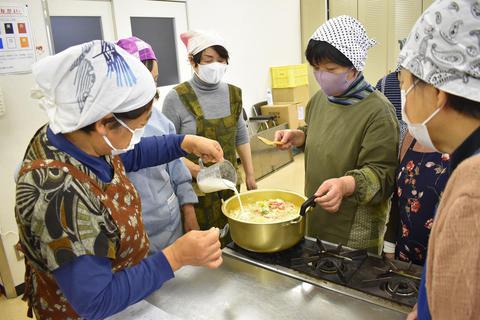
top-left (147, 254), bottom-right (406, 320)
top-left (222, 247), bottom-right (412, 314)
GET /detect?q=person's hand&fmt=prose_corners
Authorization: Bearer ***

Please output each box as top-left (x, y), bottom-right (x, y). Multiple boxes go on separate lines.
top-left (273, 129), bottom-right (305, 150)
top-left (190, 164), bottom-right (201, 178)
top-left (245, 174), bottom-right (257, 190)
top-left (406, 304), bottom-right (418, 320)
top-left (182, 158), bottom-right (201, 178)
top-left (383, 252), bottom-right (395, 260)
top-left (182, 204), bottom-right (200, 232)
top-left (181, 135), bottom-right (224, 164)
top-left (163, 228), bottom-right (222, 271)
top-left (314, 176), bottom-right (355, 213)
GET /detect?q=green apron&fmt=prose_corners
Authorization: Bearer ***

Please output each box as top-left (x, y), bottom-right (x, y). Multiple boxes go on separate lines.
top-left (303, 91), bottom-right (396, 254)
top-left (174, 82), bottom-right (242, 246)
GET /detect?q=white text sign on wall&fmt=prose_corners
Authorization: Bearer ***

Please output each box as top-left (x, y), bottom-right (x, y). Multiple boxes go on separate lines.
top-left (0, 3), bottom-right (34, 74)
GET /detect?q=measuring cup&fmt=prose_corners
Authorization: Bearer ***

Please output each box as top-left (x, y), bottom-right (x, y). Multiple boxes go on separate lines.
top-left (197, 160), bottom-right (237, 193)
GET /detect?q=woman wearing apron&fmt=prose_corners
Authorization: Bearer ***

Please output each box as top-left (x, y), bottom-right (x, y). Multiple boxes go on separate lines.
top-left (15, 40), bottom-right (223, 319)
top-left (275, 16), bottom-right (399, 254)
top-left (163, 30), bottom-right (257, 246)
top-left (384, 133), bottom-right (450, 265)
top-left (398, 1), bottom-right (480, 318)
top-left (117, 37), bottom-right (200, 252)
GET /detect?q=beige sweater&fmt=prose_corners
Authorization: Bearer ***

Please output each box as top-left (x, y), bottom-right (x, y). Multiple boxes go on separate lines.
top-left (426, 155), bottom-right (480, 319)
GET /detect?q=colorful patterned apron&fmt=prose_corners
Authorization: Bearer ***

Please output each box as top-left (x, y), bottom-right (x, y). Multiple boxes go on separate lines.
top-left (17, 156), bottom-right (149, 319)
top-left (395, 138), bottom-right (450, 265)
top-left (174, 82), bottom-right (242, 246)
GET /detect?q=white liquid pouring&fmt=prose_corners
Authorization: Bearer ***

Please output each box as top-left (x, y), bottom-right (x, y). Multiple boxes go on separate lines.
top-left (198, 178), bottom-right (245, 213)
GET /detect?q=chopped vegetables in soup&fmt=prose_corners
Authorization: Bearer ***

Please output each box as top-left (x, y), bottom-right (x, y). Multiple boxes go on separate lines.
top-left (231, 199), bottom-right (299, 223)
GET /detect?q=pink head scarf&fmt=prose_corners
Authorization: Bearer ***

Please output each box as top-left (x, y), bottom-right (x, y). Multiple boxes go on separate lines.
top-left (116, 36), bottom-right (156, 62)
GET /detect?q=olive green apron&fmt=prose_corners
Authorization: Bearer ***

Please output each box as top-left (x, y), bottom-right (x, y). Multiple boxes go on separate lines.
top-left (303, 93), bottom-right (390, 254)
top-left (174, 82), bottom-right (242, 246)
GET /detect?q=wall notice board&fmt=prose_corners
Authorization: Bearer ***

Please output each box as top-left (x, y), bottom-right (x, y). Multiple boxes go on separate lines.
top-left (0, 2), bottom-right (34, 74)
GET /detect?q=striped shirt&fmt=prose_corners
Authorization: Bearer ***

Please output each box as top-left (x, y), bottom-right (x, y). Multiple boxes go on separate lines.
top-left (376, 71), bottom-right (407, 144)
top-left (376, 72), bottom-right (402, 121)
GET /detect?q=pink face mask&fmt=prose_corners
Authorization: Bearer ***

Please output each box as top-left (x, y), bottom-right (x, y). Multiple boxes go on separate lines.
top-left (314, 69), bottom-right (355, 97)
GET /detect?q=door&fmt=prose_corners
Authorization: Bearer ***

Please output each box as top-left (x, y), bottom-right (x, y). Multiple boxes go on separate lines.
top-left (358, 0), bottom-right (388, 83)
top-left (326, 0), bottom-right (426, 82)
top-left (329, 0), bottom-right (357, 18)
top-left (387, 0), bottom-right (423, 71)
top-left (112, 0), bottom-right (190, 108)
top-left (47, 0), bottom-right (116, 53)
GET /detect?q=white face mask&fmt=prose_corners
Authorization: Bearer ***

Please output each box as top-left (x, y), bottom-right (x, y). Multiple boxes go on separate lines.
top-left (401, 80), bottom-right (443, 152)
top-left (196, 62), bottom-right (227, 84)
top-left (103, 115), bottom-right (145, 155)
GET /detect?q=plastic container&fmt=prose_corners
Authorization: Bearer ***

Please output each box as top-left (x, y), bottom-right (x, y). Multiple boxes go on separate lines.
top-left (266, 89), bottom-right (274, 105)
top-left (197, 160), bottom-right (237, 193)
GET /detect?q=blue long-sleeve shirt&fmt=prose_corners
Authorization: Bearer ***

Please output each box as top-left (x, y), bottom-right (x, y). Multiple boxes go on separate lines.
top-left (45, 127), bottom-right (187, 319)
top-left (127, 107), bottom-right (198, 252)
top-left (54, 253), bottom-right (174, 320)
top-left (417, 267), bottom-right (431, 320)
top-left (46, 126), bottom-right (187, 182)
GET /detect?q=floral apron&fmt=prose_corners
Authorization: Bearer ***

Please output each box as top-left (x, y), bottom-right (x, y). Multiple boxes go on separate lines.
top-left (395, 138), bottom-right (450, 265)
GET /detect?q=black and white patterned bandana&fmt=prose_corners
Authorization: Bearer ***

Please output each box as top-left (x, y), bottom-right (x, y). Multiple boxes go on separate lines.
top-left (310, 15), bottom-right (376, 71)
top-left (400, 0), bottom-right (480, 103)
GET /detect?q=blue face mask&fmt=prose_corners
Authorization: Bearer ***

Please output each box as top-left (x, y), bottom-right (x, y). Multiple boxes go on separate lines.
top-left (103, 115), bottom-right (145, 155)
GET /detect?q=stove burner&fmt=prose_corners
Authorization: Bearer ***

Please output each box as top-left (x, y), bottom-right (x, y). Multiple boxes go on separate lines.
top-left (385, 277), bottom-right (418, 297)
top-left (289, 238), bottom-right (368, 283)
top-left (227, 238), bottom-right (421, 307)
top-left (226, 239), bottom-right (422, 308)
top-left (360, 259), bottom-right (421, 301)
top-left (316, 258), bottom-right (346, 274)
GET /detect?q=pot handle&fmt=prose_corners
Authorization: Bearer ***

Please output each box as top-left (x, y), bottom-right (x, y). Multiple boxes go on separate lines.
top-left (283, 215), bottom-right (303, 226)
top-left (219, 223), bottom-right (230, 238)
top-left (299, 195), bottom-right (316, 216)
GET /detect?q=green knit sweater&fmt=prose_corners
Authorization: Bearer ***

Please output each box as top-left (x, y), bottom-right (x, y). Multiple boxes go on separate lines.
top-left (302, 90), bottom-right (399, 254)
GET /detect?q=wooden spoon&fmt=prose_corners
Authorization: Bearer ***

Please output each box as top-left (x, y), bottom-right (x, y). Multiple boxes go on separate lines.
top-left (257, 136), bottom-right (283, 146)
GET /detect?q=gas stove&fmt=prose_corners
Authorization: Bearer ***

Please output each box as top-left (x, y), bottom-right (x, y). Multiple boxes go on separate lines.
top-left (223, 237), bottom-right (422, 313)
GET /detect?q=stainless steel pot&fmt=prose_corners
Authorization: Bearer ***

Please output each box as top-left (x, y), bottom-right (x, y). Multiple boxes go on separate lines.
top-left (221, 189), bottom-right (315, 252)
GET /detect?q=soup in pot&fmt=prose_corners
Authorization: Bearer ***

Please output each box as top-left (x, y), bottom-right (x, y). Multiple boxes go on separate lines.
top-left (230, 199), bottom-right (299, 223)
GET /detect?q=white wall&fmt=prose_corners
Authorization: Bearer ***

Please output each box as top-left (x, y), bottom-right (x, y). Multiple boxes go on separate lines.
top-left (0, 0), bottom-right (50, 288)
top-left (187, 0), bottom-right (302, 114)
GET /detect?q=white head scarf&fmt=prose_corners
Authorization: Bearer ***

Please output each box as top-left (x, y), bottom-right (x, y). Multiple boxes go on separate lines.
top-left (310, 15), bottom-right (376, 71)
top-left (31, 40), bottom-right (156, 134)
top-left (180, 30), bottom-right (226, 56)
top-left (400, 0), bottom-right (480, 103)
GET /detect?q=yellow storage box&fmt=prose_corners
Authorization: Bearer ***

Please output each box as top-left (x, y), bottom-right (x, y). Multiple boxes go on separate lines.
top-left (270, 64), bottom-right (309, 88)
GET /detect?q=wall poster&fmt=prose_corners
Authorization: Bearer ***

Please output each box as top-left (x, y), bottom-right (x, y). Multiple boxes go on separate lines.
top-left (0, 3), bottom-right (35, 74)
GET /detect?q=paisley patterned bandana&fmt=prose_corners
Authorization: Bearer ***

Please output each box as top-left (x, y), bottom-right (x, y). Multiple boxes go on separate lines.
top-left (399, 0), bottom-right (480, 103)
top-left (310, 15), bottom-right (376, 71)
top-left (31, 40), bottom-right (156, 134)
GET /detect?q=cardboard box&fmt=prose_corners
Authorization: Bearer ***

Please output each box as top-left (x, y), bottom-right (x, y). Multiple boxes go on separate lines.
top-left (261, 102), bottom-right (307, 129)
top-left (270, 64), bottom-right (309, 88)
top-left (272, 85), bottom-right (310, 104)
